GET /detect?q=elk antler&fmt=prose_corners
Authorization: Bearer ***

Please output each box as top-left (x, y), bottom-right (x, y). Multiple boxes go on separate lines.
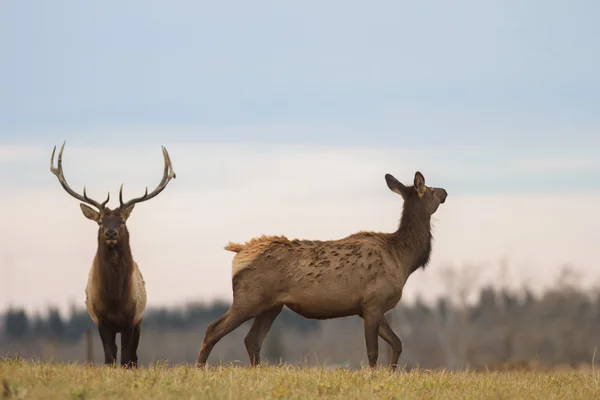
top-left (119, 146), bottom-right (176, 209)
top-left (50, 141), bottom-right (110, 210)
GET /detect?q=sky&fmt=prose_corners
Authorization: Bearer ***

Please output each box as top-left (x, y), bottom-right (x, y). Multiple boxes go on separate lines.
top-left (0, 1), bottom-right (599, 315)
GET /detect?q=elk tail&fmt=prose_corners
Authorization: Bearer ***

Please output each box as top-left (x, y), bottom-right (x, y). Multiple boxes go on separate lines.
top-left (224, 242), bottom-right (245, 253)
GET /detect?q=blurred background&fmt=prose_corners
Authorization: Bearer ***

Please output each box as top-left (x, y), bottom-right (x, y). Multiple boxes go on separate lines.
top-left (1, 1), bottom-right (599, 370)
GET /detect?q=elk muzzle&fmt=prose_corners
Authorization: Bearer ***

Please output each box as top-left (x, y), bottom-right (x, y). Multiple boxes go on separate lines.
top-left (439, 189), bottom-right (448, 203)
top-left (104, 228), bottom-right (119, 245)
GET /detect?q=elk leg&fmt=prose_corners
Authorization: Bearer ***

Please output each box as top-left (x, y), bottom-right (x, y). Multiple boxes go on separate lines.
top-left (377, 316), bottom-right (403, 370)
top-left (130, 320), bottom-right (142, 368)
top-left (196, 304), bottom-right (254, 367)
top-left (120, 325), bottom-right (136, 369)
top-left (98, 322), bottom-right (117, 366)
top-left (244, 305), bottom-right (283, 366)
top-left (362, 309), bottom-right (384, 369)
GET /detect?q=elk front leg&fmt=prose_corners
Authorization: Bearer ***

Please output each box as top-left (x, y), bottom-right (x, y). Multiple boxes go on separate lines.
top-left (377, 316), bottom-right (403, 370)
top-left (362, 308), bottom-right (384, 369)
top-left (120, 324), bottom-right (136, 369)
top-left (129, 320), bottom-right (142, 368)
top-left (98, 322), bottom-right (117, 366)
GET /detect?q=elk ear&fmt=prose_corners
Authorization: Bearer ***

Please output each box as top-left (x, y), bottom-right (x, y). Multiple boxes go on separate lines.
top-left (121, 203), bottom-right (135, 221)
top-left (414, 171), bottom-right (426, 196)
top-left (80, 204), bottom-right (100, 222)
top-left (385, 174), bottom-right (407, 197)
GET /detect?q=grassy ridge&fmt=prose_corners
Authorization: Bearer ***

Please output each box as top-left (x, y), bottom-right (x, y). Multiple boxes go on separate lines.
top-left (1, 360), bottom-right (600, 399)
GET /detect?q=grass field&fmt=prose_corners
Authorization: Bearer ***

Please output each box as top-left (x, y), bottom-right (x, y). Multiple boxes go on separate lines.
top-left (2, 359), bottom-right (600, 399)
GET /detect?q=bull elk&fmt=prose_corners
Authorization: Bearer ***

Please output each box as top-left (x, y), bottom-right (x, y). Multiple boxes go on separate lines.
top-left (50, 141), bottom-right (176, 368)
top-left (196, 171), bottom-right (447, 369)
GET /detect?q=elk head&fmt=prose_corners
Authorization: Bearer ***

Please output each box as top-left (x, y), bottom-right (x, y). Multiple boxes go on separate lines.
top-left (50, 141), bottom-right (176, 247)
top-left (385, 171), bottom-right (448, 215)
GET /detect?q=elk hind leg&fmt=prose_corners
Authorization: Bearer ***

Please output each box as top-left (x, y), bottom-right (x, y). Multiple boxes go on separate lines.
top-left (244, 305), bottom-right (283, 366)
top-left (196, 303), bottom-right (255, 367)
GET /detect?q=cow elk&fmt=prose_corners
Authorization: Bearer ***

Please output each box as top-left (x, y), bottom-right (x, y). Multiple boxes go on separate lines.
top-left (196, 171), bottom-right (447, 370)
top-left (50, 141), bottom-right (176, 368)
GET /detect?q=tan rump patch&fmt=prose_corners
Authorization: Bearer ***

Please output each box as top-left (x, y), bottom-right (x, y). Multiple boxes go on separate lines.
top-left (229, 235), bottom-right (290, 276)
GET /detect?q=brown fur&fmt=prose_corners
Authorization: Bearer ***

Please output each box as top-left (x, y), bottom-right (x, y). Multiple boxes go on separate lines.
top-left (84, 208), bottom-right (147, 331)
top-left (95, 226), bottom-right (134, 308)
top-left (197, 171), bottom-right (448, 370)
top-left (81, 206), bottom-right (148, 370)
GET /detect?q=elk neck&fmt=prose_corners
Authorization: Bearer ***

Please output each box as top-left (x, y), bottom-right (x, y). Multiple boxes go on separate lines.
top-left (94, 230), bottom-right (135, 304)
top-left (390, 201), bottom-right (433, 274)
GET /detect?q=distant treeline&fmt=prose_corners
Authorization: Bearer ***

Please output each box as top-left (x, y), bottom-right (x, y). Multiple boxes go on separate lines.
top-left (4, 266), bottom-right (599, 369)
top-left (4, 267), bottom-right (600, 369)
top-left (3, 280), bottom-right (600, 368)
top-left (1, 300), bottom-right (320, 344)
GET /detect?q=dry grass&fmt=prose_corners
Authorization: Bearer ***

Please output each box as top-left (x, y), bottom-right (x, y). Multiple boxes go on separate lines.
top-left (1, 359), bottom-right (600, 399)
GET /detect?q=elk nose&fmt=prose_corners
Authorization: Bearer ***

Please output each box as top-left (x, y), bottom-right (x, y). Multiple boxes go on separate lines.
top-left (105, 229), bottom-right (118, 240)
top-left (440, 189), bottom-right (448, 203)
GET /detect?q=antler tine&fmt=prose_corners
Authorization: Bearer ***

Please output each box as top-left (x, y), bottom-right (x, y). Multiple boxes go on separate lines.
top-left (84, 185), bottom-right (110, 209)
top-left (49, 140), bottom-right (66, 178)
top-left (119, 145), bottom-right (176, 209)
top-left (163, 146), bottom-right (176, 179)
top-left (119, 183), bottom-right (149, 207)
top-left (49, 140), bottom-right (109, 210)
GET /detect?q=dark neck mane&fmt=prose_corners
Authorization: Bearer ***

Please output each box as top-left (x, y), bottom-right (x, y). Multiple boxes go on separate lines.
top-left (392, 200), bottom-right (433, 274)
top-left (95, 233), bottom-right (134, 306)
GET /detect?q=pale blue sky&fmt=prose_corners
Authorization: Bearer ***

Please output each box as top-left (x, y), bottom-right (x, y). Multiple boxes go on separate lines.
top-left (1, 0), bottom-right (600, 194)
top-left (1, 1), bottom-right (598, 146)
top-left (1, 1), bottom-right (600, 312)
